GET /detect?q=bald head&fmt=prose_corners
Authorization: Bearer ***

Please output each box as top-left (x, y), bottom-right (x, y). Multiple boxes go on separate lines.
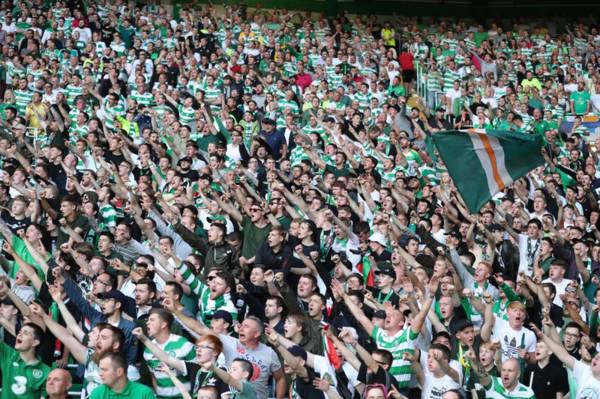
top-left (500, 358), bottom-right (521, 389)
top-left (46, 368), bottom-right (72, 398)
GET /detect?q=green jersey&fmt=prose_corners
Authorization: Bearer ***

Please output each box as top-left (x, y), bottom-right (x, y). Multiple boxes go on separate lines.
top-left (0, 341), bottom-right (50, 399)
top-left (143, 334), bottom-right (195, 398)
top-left (88, 381), bottom-right (156, 399)
top-left (570, 90), bottom-right (590, 115)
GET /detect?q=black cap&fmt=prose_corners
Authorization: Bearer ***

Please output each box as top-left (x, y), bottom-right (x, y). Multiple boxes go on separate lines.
top-left (436, 107), bottom-right (446, 112)
top-left (488, 223), bottom-right (503, 232)
top-left (287, 345), bottom-right (307, 361)
top-left (98, 290), bottom-right (136, 318)
top-left (262, 118), bottom-right (275, 125)
top-left (445, 229), bottom-right (462, 239)
top-left (373, 310), bottom-right (387, 319)
top-left (212, 310), bottom-right (233, 325)
top-left (375, 265), bottom-right (396, 280)
top-left (453, 319), bottom-right (474, 334)
top-left (178, 156), bottom-right (192, 164)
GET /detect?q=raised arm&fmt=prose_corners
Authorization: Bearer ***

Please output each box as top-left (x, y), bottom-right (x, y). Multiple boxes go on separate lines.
top-left (164, 298), bottom-right (213, 338)
top-left (332, 279), bottom-right (375, 336)
top-left (133, 328), bottom-right (186, 373)
top-left (411, 276), bottom-right (439, 334)
top-left (30, 303), bottom-right (87, 364)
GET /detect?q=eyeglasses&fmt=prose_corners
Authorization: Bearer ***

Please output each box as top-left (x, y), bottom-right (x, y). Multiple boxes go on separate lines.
top-left (564, 332), bottom-right (581, 338)
top-left (197, 345), bottom-right (215, 351)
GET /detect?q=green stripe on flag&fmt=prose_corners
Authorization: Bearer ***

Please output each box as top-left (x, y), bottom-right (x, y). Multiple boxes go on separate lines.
top-left (432, 130), bottom-right (544, 213)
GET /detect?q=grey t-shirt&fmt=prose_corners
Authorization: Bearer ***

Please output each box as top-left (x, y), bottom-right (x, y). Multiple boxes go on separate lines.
top-left (219, 334), bottom-right (281, 399)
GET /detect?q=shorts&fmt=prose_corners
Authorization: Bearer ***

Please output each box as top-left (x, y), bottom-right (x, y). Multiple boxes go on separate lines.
top-left (402, 69), bottom-right (415, 83)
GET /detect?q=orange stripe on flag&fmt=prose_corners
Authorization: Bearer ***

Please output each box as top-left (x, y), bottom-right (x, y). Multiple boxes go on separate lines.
top-left (478, 134), bottom-right (505, 191)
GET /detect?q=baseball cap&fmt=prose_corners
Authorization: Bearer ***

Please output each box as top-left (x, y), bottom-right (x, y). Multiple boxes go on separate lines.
top-left (287, 345), bottom-right (307, 361)
top-left (211, 310), bottom-right (233, 325)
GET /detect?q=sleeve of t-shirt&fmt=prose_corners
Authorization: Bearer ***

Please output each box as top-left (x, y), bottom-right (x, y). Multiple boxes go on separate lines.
top-left (524, 329), bottom-right (537, 353)
top-left (269, 346), bottom-right (282, 373)
top-left (241, 381), bottom-right (257, 399)
top-left (573, 360), bottom-right (591, 385)
top-left (0, 340), bottom-right (13, 364)
top-left (184, 361), bottom-right (199, 379)
top-left (218, 334), bottom-right (238, 362)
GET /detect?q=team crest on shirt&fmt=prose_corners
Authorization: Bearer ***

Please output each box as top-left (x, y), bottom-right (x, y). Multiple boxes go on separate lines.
top-left (32, 369), bottom-right (43, 379)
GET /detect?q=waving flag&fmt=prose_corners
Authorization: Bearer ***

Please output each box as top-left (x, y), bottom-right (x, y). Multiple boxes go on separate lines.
top-left (432, 130), bottom-right (544, 213)
top-left (322, 324), bottom-right (342, 371)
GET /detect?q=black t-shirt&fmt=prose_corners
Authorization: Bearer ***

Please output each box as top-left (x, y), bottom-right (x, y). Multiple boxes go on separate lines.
top-left (254, 242), bottom-right (292, 273)
top-left (291, 366), bottom-right (326, 399)
top-left (185, 362), bottom-right (227, 396)
top-left (524, 357), bottom-right (568, 398)
top-left (0, 211), bottom-right (30, 234)
top-left (369, 287), bottom-right (400, 308)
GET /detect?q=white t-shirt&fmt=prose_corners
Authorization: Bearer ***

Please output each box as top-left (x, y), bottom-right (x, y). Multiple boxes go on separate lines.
top-left (574, 359), bottom-right (600, 399)
top-left (418, 350), bottom-right (463, 394)
top-left (418, 351), bottom-right (461, 399)
top-left (542, 278), bottom-right (573, 307)
top-left (491, 317), bottom-right (536, 362)
top-left (518, 234), bottom-right (540, 276)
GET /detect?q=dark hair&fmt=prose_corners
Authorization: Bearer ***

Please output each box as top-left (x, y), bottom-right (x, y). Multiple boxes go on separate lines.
top-left (542, 282), bottom-right (556, 298)
top-left (98, 352), bottom-right (127, 372)
top-left (165, 281), bottom-right (184, 300)
top-left (98, 230), bottom-right (115, 243)
top-left (233, 358), bottom-right (254, 380)
top-left (429, 343), bottom-right (451, 361)
top-left (102, 325), bottom-right (125, 351)
top-left (372, 349), bottom-right (393, 367)
top-left (150, 307), bottom-right (173, 329)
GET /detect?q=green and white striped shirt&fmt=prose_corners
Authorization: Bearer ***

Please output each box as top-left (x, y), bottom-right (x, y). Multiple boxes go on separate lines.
top-left (130, 90), bottom-right (154, 107)
top-left (179, 263), bottom-right (238, 326)
top-left (178, 105), bottom-right (196, 127)
top-left (143, 334), bottom-right (195, 399)
top-left (65, 84), bottom-right (84, 107)
top-left (371, 325), bottom-right (417, 389)
top-left (484, 377), bottom-right (535, 399)
top-left (14, 89), bottom-right (33, 116)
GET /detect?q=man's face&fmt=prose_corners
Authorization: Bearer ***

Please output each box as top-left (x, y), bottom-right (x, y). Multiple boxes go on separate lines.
top-left (563, 327), bottom-right (581, 348)
top-left (15, 325), bottom-right (38, 352)
top-left (135, 284), bottom-right (153, 306)
top-left (145, 313), bottom-right (163, 337)
top-left (208, 275), bottom-right (227, 299)
top-left (98, 357), bottom-right (120, 387)
top-left (265, 299), bottom-right (281, 319)
top-left (93, 273), bottom-right (112, 295)
top-left (297, 277), bottom-right (314, 298)
top-left (60, 200), bottom-right (76, 218)
top-left (267, 230), bottom-right (284, 248)
top-left (500, 359), bottom-right (520, 388)
top-left (534, 341), bottom-right (551, 361)
top-left (45, 369), bottom-right (71, 396)
top-left (549, 264), bottom-right (564, 280)
top-left (384, 308), bottom-right (403, 330)
top-left (308, 295), bottom-right (324, 318)
top-left (237, 319), bottom-right (259, 345)
top-left (100, 298), bottom-right (119, 316)
top-left (95, 328), bottom-right (116, 355)
top-left (457, 326), bottom-right (475, 346)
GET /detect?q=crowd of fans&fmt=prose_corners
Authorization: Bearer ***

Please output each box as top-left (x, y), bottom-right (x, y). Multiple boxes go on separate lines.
top-left (1, 1), bottom-right (600, 398)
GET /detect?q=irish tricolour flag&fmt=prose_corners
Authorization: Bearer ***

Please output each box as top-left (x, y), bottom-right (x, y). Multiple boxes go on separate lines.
top-left (432, 130), bottom-right (545, 213)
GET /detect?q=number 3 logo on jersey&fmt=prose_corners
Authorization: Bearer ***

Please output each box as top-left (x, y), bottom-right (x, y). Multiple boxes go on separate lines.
top-left (12, 376), bottom-right (28, 395)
